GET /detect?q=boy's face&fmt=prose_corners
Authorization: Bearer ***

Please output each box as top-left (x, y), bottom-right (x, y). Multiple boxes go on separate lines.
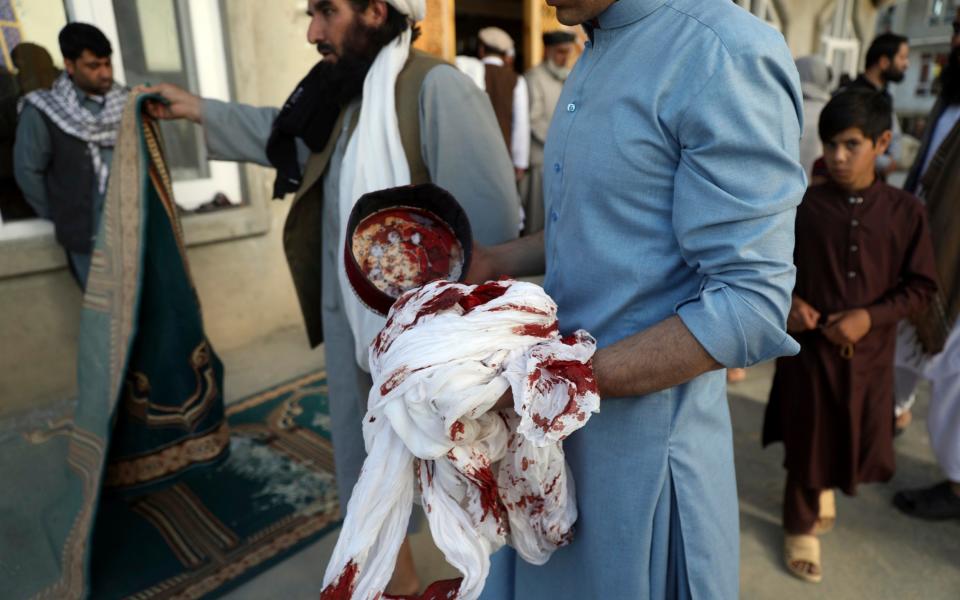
top-left (823, 127), bottom-right (891, 191)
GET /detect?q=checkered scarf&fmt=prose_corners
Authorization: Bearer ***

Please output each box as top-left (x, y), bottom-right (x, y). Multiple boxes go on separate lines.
top-left (21, 72), bottom-right (128, 193)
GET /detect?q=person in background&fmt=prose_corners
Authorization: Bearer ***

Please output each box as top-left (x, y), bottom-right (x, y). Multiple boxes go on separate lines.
top-left (1, 44), bottom-right (60, 224)
top-left (796, 55), bottom-right (832, 179)
top-left (477, 26), bottom-right (529, 182)
top-left (13, 24), bottom-right (127, 287)
top-left (893, 11), bottom-right (960, 521)
top-left (521, 30), bottom-right (575, 236)
top-left (763, 89), bottom-right (938, 584)
top-left (840, 32), bottom-right (910, 177)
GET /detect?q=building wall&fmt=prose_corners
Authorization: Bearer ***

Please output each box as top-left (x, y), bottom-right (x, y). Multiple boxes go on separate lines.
top-left (0, 1), bottom-right (316, 417)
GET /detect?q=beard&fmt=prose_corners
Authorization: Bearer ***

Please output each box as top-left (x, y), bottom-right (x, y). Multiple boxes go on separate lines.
top-left (545, 60), bottom-right (571, 81)
top-left (313, 19), bottom-right (393, 107)
top-left (882, 66), bottom-right (905, 84)
top-left (939, 46), bottom-right (960, 104)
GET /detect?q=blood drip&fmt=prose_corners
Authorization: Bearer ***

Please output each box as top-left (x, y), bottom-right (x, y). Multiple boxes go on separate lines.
top-left (320, 560), bottom-right (358, 600)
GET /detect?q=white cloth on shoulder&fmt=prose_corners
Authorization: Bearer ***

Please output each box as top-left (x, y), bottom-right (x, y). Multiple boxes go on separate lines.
top-left (320, 279), bottom-right (600, 600)
top-left (337, 0), bottom-right (426, 372)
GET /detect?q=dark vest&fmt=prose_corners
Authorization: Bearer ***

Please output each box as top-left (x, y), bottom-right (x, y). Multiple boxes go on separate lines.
top-left (484, 63), bottom-right (517, 151)
top-left (38, 110), bottom-right (96, 253)
top-left (283, 49), bottom-right (445, 347)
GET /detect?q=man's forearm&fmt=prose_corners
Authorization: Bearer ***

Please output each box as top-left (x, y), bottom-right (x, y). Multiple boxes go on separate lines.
top-left (592, 315), bottom-right (722, 399)
top-left (480, 230), bottom-right (545, 280)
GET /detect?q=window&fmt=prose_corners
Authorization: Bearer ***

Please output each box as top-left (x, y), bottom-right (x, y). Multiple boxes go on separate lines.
top-left (67, 0), bottom-right (241, 212)
top-left (929, 0), bottom-right (959, 26)
top-left (0, 1), bottom-right (22, 72)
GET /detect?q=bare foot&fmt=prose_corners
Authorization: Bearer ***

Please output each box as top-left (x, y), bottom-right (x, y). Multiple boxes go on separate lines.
top-left (384, 537), bottom-right (420, 596)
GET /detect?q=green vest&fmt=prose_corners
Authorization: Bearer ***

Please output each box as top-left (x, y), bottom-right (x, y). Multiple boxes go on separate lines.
top-left (283, 49), bottom-right (446, 347)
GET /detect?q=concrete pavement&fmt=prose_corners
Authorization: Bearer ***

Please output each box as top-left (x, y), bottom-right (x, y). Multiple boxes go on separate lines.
top-left (222, 336), bottom-right (960, 599)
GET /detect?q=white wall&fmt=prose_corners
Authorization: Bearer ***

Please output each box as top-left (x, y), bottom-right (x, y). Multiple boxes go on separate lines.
top-left (13, 0), bottom-right (68, 67)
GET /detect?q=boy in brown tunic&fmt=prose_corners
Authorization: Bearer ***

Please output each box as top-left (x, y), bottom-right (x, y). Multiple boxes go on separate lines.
top-left (763, 89), bottom-right (939, 583)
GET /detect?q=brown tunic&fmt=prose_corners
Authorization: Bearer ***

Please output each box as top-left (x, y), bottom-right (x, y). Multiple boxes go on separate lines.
top-left (763, 180), bottom-right (939, 494)
top-left (484, 63), bottom-right (517, 150)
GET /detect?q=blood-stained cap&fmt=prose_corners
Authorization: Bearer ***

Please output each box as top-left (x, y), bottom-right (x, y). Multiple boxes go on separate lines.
top-left (344, 184), bottom-right (474, 317)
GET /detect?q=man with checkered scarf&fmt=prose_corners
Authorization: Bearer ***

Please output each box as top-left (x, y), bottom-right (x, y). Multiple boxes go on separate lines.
top-left (14, 23), bottom-right (128, 288)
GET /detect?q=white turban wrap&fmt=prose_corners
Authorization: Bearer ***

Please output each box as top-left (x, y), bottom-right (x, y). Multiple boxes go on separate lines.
top-left (337, 0), bottom-right (427, 371)
top-left (320, 280), bottom-right (601, 600)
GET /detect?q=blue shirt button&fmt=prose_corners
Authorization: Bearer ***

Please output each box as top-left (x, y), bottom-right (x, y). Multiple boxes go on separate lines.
top-left (567, 103), bottom-right (576, 112)
top-left (553, 163), bottom-right (561, 173)
top-left (551, 210), bottom-right (559, 222)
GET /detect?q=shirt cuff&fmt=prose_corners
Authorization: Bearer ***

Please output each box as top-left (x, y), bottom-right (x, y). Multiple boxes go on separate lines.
top-left (676, 281), bottom-right (800, 368)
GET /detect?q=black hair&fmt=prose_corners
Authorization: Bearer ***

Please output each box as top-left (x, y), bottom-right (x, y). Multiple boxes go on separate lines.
top-left (58, 22), bottom-right (112, 60)
top-left (865, 33), bottom-right (907, 69)
top-left (818, 88), bottom-right (892, 143)
top-left (346, 1), bottom-right (421, 43)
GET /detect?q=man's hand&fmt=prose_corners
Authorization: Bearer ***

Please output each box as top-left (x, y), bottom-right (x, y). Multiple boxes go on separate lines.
top-left (464, 231), bottom-right (546, 285)
top-left (465, 243), bottom-right (498, 284)
top-left (136, 83), bottom-right (203, 124)
top-left (787, 295), bottom-right (820, 332)
top-left (515, 167), bottom-right (527, 182)
top-left (822, 308), bottom-right (871, 346)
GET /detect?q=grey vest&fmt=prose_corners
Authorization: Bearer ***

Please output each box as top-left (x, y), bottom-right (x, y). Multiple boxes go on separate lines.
top-left (284, 50), bottom-right (444, 347)
top-left (39, 110), bottom-right (96, 253)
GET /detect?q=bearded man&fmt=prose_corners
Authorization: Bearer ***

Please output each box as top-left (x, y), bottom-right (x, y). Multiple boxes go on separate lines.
top-left (894, 16), bottom-right (960, 521)
top-left (144, 0), bottom-right (519, 593)
top-left (521, 30), bottom-right (576, 235)
top-left (841, 33), bottom-right (910, 178)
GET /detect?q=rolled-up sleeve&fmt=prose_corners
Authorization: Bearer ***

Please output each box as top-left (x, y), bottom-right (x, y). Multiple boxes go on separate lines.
top-left (672, 47), bottom-right (805, 368)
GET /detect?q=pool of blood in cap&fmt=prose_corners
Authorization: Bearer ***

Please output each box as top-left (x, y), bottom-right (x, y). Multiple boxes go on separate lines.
top-left (354, 208), bottom-right (462, 293)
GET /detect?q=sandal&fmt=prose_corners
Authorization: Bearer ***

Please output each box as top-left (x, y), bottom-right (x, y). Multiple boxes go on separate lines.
top-left (784, 534), bottom-right (822, 583)
top-left (813, 489), bottom-right (835, 535)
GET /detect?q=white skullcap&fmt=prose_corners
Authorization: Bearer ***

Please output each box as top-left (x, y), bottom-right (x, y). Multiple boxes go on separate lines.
top-left (478, 27), bottom-right (514, 54)
top-left (385, 0), bottom-right (425, 21)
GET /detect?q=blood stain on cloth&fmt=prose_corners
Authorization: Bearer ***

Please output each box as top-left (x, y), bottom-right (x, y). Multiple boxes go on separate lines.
top-left (449, 420), bottom-right (466, 441)
top-left (515, 321), bottom-right (559, 338)
top-left (352, 208), bottom-right (464, 299)
top-left (320, 560), bottom-right (358, 600)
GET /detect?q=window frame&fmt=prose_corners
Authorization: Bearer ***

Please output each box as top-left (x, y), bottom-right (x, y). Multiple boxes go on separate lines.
top-left (1, 0), bottom-right (271, 280)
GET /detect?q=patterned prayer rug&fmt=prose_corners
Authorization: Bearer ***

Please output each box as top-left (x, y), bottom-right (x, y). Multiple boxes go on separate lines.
top-left (88, 371), bottom-right (340, 599)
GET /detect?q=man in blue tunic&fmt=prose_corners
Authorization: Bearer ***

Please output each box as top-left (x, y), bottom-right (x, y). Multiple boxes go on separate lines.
top-left (469, 1), bottom-right (805, 597)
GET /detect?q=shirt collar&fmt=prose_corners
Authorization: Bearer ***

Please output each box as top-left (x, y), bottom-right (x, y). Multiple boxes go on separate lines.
top-left (482, 56), bottom-right (505, 67)
top-left (596, 0), bottom-right (667, 30)
top-left (71, 78), bottom-right (106, 105)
